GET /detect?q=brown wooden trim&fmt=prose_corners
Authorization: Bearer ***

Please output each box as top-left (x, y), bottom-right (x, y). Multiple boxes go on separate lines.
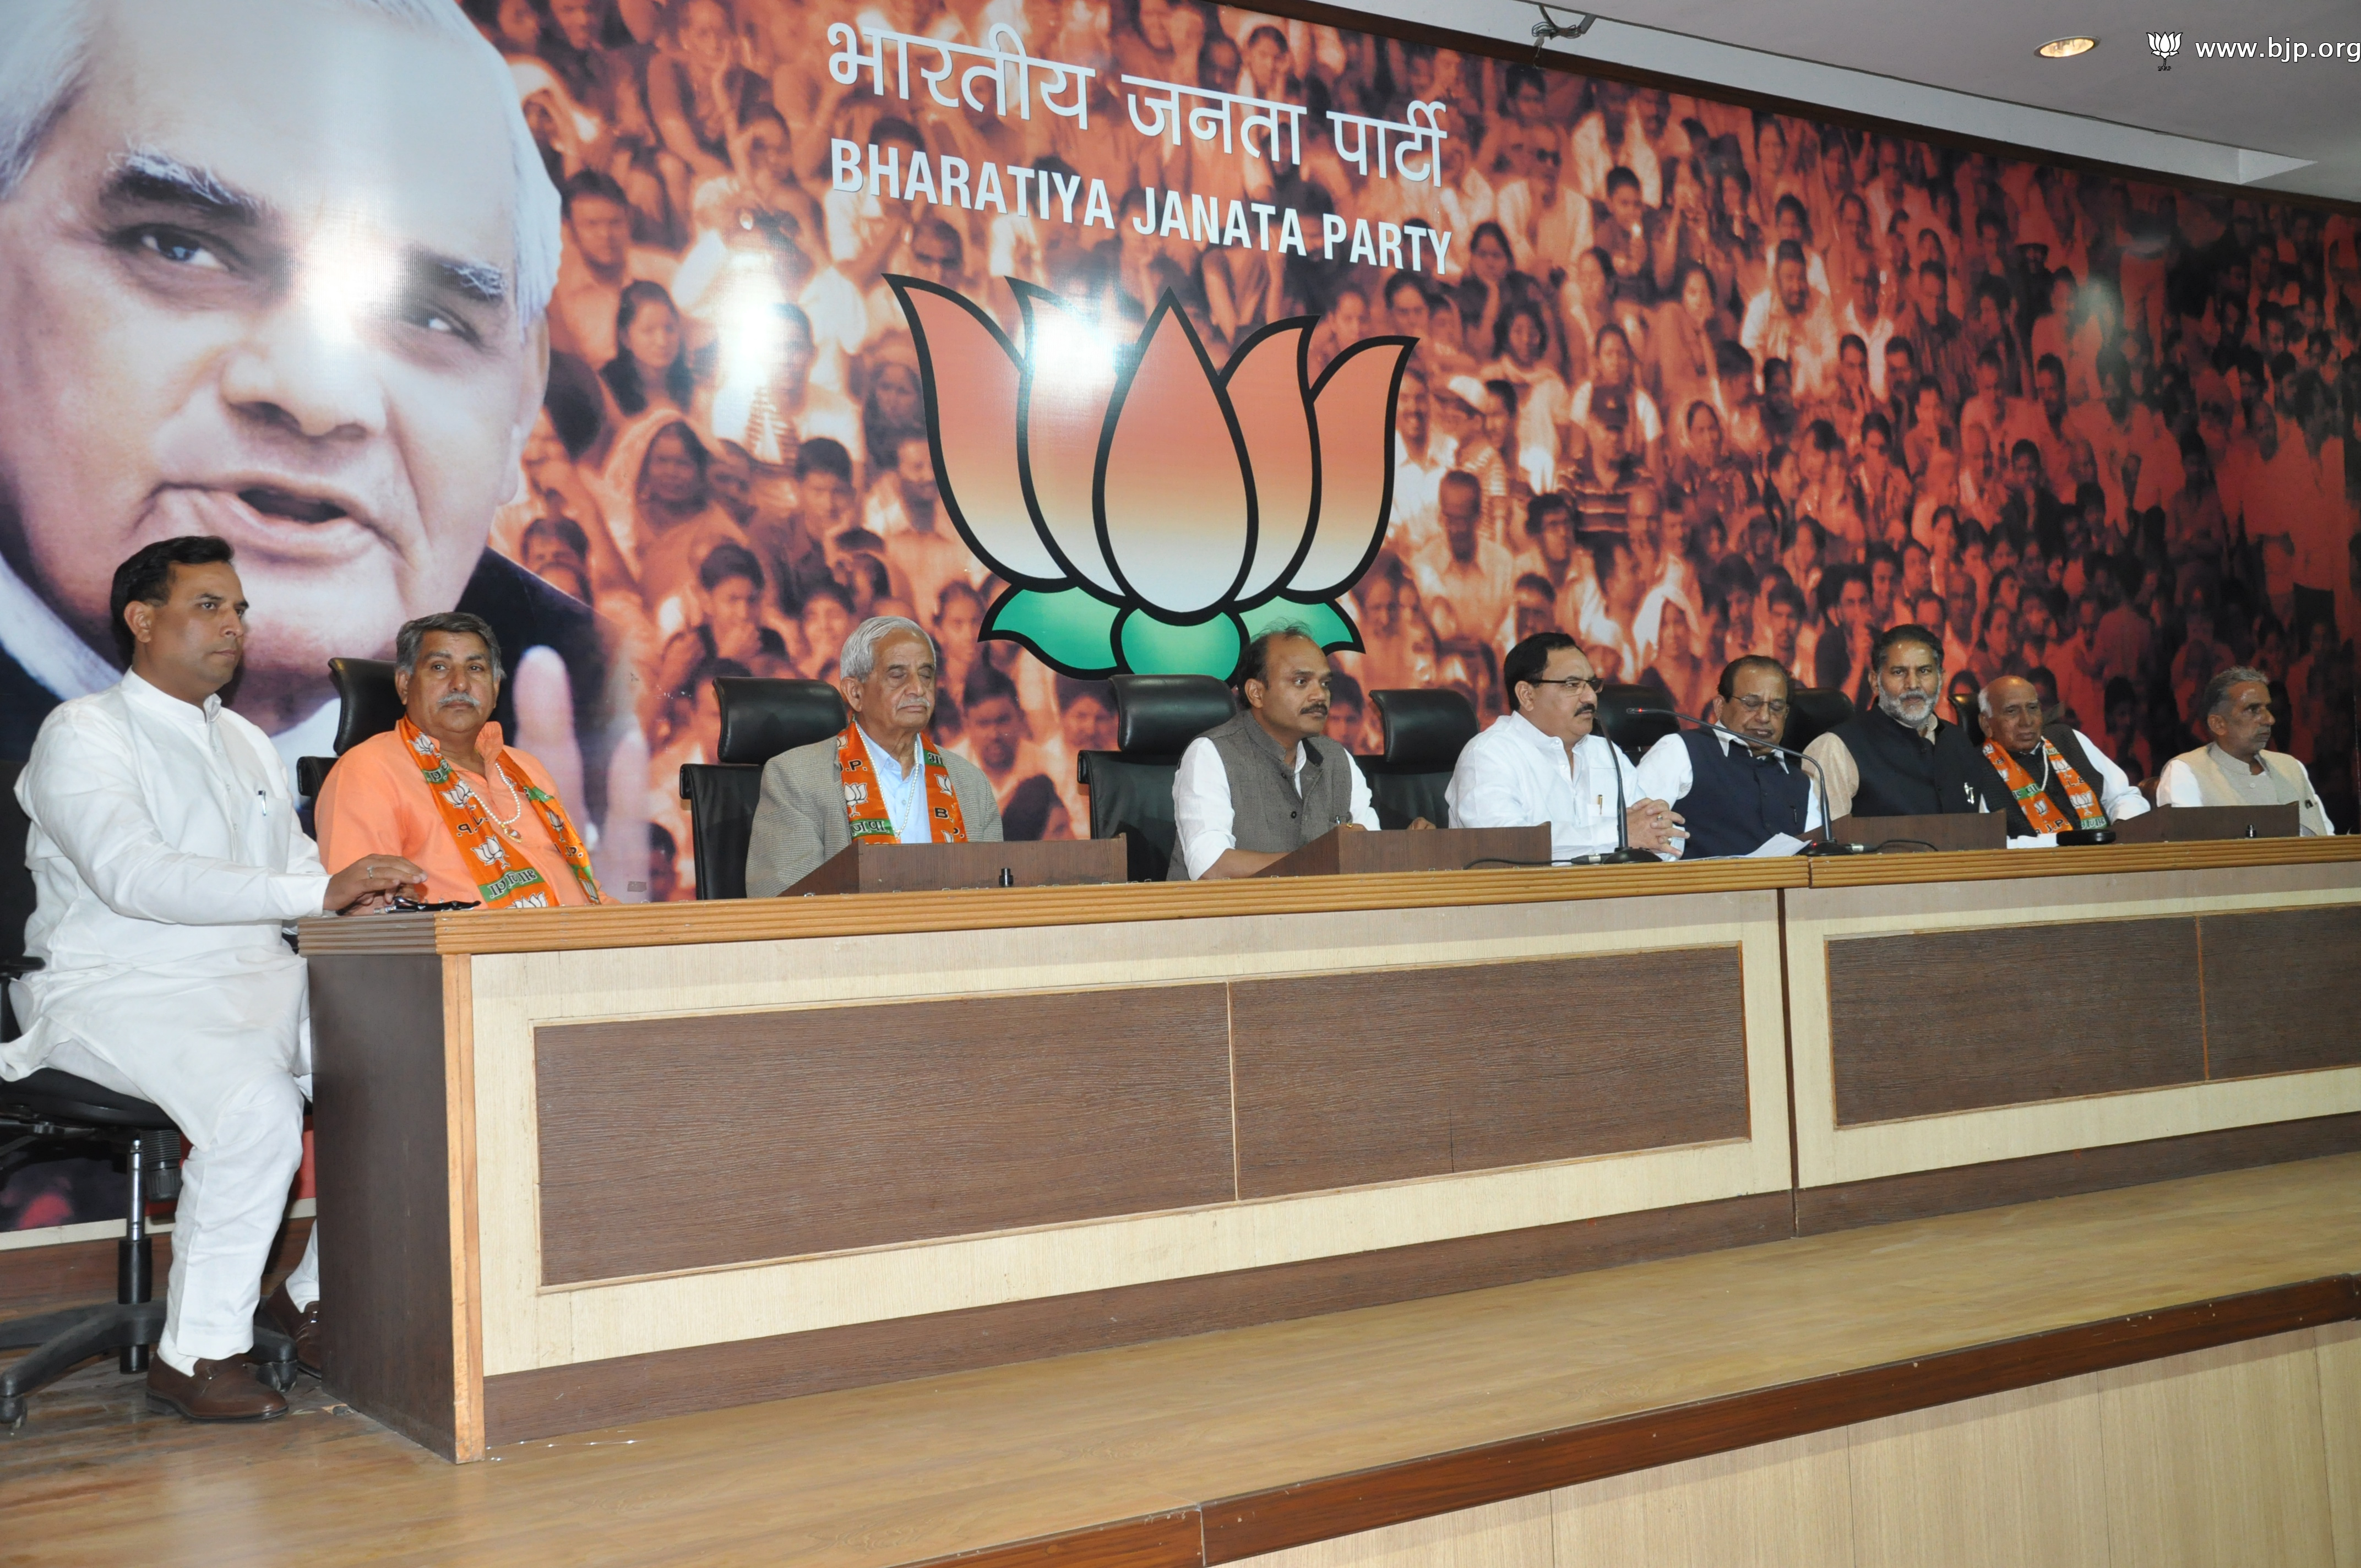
top-left (904, 1512), bottom-right (1205, 1568)
top-left (1238, 0), bottom-right (2361, 217)
top-left (442, 954), bottom-right (485, 1463)
top-left (296, 839), bottom-right (2361, 956)
top-left (308, 953), bottom-right (460, 1460)
top-left (0, 1218), bottom-right (314, 1321)
top-left (480, 1191), bottom-right (1792, 1445)
top-left (1194, 1276), bottom-right (2361, 1562)
top-left (1794, 1112), bottom-right (2361, 1234)
top-left (297, 859), bottom-right (1807, 956)
top-left (1803, 837), bottom-right (2361, 888)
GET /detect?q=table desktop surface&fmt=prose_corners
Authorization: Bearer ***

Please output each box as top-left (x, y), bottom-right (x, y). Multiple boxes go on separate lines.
top-left (296, 834), bottom-right (2361, 956)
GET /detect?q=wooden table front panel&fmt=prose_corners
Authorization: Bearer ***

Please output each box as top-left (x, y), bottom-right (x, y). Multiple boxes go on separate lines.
top-left (535, 986), bottom-right (1235, 1284)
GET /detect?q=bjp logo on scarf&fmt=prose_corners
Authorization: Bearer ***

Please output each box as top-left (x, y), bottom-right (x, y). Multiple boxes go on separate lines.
top-left (890, 276), bottom-right (1414, 679)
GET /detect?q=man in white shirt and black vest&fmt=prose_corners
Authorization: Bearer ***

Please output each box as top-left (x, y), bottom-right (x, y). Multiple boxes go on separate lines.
top-left (1802, 623), bottom-right (2011, 821)
top-left (2156, 667), bottom-right (2335, 835)
top-left (1169, 629), bottom-right (1384, 880)
top-left (1634, 655), bottom-right (1824, 857)
top-left (1975, 673), bottom-right (2150, 843)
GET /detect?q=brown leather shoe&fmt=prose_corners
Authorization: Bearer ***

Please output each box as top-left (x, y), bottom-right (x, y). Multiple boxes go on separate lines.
top-left (263, 1282), bottom-right (322, 1378)
top-left (145, 1355), bottom-right (288, 1422)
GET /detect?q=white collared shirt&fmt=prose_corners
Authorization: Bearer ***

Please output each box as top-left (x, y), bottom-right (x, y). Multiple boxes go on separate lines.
top-left (6, 674), bottom-right (330, 1126)
top-left (1172, 734), bottom-right (1379, 880)
top-left (2157, 743), bottom-right (2334, 836)
top-left (857, 725), bottom-right (935, 846)
top-left (1446, 711), bottom-right (1642, 862)
top-left (1633, 728), bottom-right (1826, 858)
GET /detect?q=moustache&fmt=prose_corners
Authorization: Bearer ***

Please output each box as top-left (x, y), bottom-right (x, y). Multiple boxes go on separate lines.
top-left (1575, 703), bottom-right (1597, 717)
top-left (437, 693), bottom-right (482, 710)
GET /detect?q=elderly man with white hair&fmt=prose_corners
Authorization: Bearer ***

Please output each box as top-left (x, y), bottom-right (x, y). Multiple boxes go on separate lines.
top-left (745, 616), bottom-right (1003, 896)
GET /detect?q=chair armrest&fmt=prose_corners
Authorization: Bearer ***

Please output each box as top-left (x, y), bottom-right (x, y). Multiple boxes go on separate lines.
top-left (0, 956), bottom-right (44, 980)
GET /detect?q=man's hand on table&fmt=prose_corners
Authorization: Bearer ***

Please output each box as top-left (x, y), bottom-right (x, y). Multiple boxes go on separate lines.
top-left (325, 856), bottom-right (429, 914)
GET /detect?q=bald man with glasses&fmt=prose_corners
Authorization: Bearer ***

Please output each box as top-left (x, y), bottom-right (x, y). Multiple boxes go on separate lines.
top-left (1634, 656), bottom-right (1824, 858)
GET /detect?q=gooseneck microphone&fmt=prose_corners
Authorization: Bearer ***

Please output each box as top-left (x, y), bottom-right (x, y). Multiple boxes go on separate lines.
top-left (1626, 705), bottom-right (1872, 857)
top-left (1564, 707), bottom-right (1656, 865)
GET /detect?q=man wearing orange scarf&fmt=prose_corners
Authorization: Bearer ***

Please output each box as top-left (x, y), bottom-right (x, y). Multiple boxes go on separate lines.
top-left (318, 614), bottom-right (603, 909)
top-left (746, 616), bottom-right (1002, 896)
top-left (1976, 673), bottom-right (2148, 844)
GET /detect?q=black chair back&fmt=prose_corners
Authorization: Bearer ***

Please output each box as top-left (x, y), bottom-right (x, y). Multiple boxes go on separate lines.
top-left (1079, 674), bottom-right (1239, 880)
top-left (296, 658), bottom-right (405, 797)
top-left (715, 677), bottom-right (847, 765)
top-left (1597, 683), bottom-right (1680, 764)
top-left (1783, 686), bottom-right (1856, 755)
top-left (1361, 689), bottom-right (1477, 830)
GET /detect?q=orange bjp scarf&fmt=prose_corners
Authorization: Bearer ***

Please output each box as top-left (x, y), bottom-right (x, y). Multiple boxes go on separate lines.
top-left (1981, 736), bottom-right (2108, 835)
top-left (398, 718), bottom-right (605, 908)
top-left (834, 723), bottom-right (967, 846)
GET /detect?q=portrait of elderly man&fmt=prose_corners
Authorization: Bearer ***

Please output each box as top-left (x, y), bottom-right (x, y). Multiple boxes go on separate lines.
top-left (1634, 655), bottom-right (1823, 858)
top-left (745, 616), bottom-right (1001, 898)
top-left (1448, 631), bottom-right (1685, 862)
top-left (1803, 624), bottom-right (2010, 821)
top-left (315, 613), bottom-right (604, 907)
top-left (7, 537), bottom-right (426, 1421)
top-left (0, 0), bottom-right (605, 801)
top-left (1974, 673), bottom-right (2148, 845)
top-left (1169, 628), bottom-right (1389, 882)
top-left (2157, 667), bottom-right (2336, 836)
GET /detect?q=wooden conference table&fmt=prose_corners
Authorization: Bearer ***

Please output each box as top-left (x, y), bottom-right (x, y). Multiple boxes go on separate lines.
top-left (296, 835), bottom-right (2361, 1462)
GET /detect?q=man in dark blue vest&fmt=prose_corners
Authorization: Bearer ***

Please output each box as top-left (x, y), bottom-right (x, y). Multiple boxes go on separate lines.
top-left (1802, 623), bottom-right (2009, 821)
top-left (1634, 656), bottom-right (1823, 857)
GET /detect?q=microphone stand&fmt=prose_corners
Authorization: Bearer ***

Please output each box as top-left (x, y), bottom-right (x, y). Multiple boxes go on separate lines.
top-left (1564, 720), bottom-right (1656, 866)
top-left (1634, 707), bottom-right (1872, 857)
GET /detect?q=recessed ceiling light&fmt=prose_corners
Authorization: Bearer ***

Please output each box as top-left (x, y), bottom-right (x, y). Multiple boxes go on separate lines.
top-left (2038, 36), bottom-right (2098, 58)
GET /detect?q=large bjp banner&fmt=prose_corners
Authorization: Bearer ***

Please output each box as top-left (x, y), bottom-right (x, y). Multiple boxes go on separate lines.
top-left (2, 0), bottom-right (2357, 1230)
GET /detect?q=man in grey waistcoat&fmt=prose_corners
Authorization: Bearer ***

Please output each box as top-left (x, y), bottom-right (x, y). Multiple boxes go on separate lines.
top-left (2155, 666), bottom-right (2335, 835)
top-left (1169, 628), bottom-right (1385, 879)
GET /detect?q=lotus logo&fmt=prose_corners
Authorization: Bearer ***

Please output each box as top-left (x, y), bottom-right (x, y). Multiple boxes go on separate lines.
top-left (890, 276), bottom-right (1413, 679)
top-left (2148, 31), bottom-right (2182, 67)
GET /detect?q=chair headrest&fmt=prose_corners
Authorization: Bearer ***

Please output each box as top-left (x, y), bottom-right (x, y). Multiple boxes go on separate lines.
top-left (329, 658), bottom-right (403, 755)
top-left (1596, 684), bottom-right (1679, 759)
top-left (716, 677), bottom-right (848, 765)
top-left (1372, 688), bottom-right (1477, 770)
top-left (1111, 674), bottom-right (1237, 755)
top-left (1783, 685), bottom-right (1856, 753)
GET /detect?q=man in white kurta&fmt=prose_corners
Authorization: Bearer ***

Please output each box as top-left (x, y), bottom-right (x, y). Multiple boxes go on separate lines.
top-left (2156, 666), bottom-right (2336, 836)
top-left (1447, 633), bottom-right (1687, 861)
top-left (6, 540), bottom-right (420, 1419)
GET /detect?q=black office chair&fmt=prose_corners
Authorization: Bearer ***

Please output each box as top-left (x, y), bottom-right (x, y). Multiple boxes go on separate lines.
top-left (0, 761), bottom-right (299, 1427)
top-left (1077, 674), bottom-right (1239, 881)
top-left (679, 677), bottom-right (847, 899)
top-left (1596, 683), bottom-right (1682, 764)
top-left (1361, 689), bottom-right (1478, 829)
top-left (293, 657), bottom-right (404, 797)
top-left (1782, 685), bottom-right (1857, 755)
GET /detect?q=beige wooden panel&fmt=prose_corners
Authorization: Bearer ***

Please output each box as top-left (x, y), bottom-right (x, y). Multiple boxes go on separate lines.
top-left (1845, 1374), bottom-right (2110, 1568)
top-left (463, 890), bottom-right (1792, 1375)
top-left (2319, 1322), bottom-right (2361, 1568)
top-left (2097, 1328), bottom-right (2337, 1568)
top-left (1553, 1429), bottom-right (1854, 1567)
top-left (1233, 1494), bottom-right (1553, 1568)
top-left (1786, 863), bottom-right (2361, 1188)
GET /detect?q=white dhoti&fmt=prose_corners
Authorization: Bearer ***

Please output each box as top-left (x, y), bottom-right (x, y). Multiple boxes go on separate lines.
top-left (7, 675), bottom-right (334, 1370)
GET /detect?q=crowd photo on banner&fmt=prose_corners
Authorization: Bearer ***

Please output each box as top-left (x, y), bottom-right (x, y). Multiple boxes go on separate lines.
top-left (462, 0), bottom-right (2361, 895)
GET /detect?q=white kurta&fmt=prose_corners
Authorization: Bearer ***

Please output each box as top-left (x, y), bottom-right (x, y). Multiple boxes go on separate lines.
top-left (1445, 712), bottom-right (1643, 862)
top-left (8, 673), bottom-right (329, 1141)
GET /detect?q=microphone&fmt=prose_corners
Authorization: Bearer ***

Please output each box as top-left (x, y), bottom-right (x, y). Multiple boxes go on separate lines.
top-left (1565, 698), bottom-right (1656, 866)
top-left (1625, 705), bottom-right (1871, 857)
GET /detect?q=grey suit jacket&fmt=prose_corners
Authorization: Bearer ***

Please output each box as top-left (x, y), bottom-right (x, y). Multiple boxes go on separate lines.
top-left (744, 737), bottom-right (1004, 897)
